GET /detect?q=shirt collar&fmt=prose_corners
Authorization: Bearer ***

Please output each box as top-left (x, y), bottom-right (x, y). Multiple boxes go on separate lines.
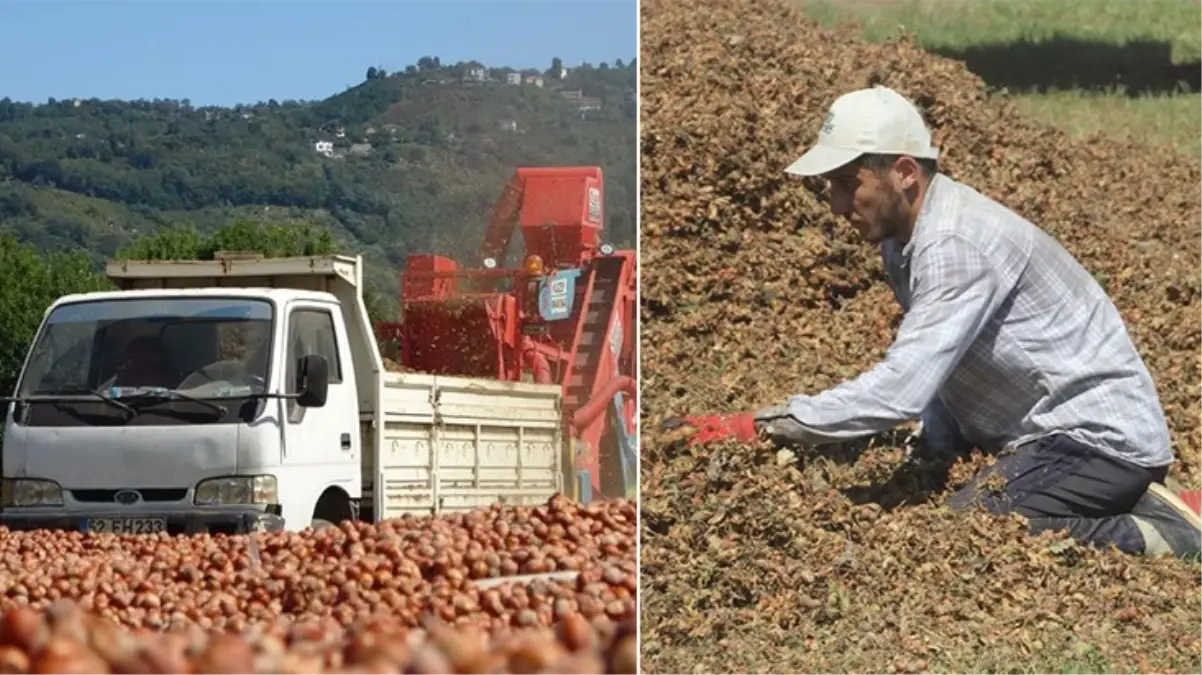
top-left (901, 173), bottom-right (947, 259)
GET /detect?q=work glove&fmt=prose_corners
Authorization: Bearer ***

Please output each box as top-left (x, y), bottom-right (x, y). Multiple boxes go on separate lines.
top-left (658, 412), bottom-right (758, 446)
top-left (750, 404), bottom-right (799, 447)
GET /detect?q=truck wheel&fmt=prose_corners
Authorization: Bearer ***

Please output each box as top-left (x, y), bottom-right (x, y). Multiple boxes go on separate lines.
top-left (311, 488), bottom-right (354, 530)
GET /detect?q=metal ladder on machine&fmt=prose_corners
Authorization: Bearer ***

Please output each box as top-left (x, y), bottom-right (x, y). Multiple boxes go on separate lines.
top-left (562, 255), bottom-right (629, 502)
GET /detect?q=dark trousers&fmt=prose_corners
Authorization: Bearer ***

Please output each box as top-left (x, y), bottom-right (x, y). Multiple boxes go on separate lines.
top-left (947, 433), bottom-right (1165, 554)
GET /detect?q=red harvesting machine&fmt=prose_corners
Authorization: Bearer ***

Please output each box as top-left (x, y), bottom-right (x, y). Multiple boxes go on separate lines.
top-left (375, 166), bottom-right (637, 502)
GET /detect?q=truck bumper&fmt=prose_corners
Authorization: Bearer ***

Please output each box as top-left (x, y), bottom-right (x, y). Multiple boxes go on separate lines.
top-left (0, 508), bottom-right (285, 536)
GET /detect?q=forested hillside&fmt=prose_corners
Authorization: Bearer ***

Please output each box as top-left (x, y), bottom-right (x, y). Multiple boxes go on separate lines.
top-left (0, 56), bottom-right (637, 302)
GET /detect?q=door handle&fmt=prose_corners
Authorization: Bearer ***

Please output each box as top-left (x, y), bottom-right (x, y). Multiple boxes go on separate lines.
top-left (340, 433), bottom-right (352, 450)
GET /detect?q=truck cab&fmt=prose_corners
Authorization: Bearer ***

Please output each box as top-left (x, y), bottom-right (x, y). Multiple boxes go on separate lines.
top-left (0, 254), bottom-right (566, 535)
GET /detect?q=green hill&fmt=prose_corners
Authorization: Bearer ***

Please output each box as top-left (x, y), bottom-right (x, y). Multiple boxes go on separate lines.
top-left (0, 57), bottom-right (637, 308)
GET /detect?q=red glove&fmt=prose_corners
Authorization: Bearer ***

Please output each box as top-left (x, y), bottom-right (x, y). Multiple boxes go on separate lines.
top-left (659, 413), bottom-right (758, 446)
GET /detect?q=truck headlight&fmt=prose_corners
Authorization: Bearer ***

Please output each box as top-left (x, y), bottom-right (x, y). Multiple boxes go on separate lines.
top-left (194, 475), bottom-right (278, 506)
top-left (1, 479), bottom-right (64, 507)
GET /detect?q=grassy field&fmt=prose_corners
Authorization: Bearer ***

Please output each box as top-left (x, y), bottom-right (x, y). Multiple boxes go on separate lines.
top-left (796, 0), bottom-right (1201, 156)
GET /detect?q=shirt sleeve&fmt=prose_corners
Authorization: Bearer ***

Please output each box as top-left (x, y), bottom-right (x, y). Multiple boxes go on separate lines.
top-left (920, 395), bottom-right (974, 457)
top-left (783, 234), bottom-right (1002, 445)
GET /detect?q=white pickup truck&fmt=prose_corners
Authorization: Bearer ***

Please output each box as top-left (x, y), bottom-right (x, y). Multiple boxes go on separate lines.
top-left (0, 253), bottom-right (567, 535)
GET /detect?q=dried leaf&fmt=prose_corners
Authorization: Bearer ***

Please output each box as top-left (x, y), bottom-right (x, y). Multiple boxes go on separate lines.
top-left (638, 0), bottom-right (1202, 672)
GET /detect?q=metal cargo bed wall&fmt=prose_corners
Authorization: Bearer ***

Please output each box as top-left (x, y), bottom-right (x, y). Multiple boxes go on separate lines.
top-left (111, 276), bottom-right (333, 291)
top-left (362, 372), bottom-right (565, 520)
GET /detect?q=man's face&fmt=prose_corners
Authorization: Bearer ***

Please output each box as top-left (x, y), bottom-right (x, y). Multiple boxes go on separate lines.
top-left (821, 162), bottom-right (909, 245)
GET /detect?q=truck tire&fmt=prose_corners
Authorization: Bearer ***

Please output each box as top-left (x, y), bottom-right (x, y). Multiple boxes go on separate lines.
top-left (311, 488), bottom-right (354, 530)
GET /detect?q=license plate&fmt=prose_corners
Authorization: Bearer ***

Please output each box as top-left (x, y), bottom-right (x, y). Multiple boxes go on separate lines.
top-left (85, 518), bottom-right (166, 535)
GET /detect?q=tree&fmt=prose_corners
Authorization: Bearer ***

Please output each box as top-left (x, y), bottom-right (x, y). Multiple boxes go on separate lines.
top-left (0, 235), bottom-right (112, 398)
top-left (0, 55), bottom-right (635, 317)
top-left (118, 220), bottom-right (337, 260)
top-left (120, 220), bottom-right (393, 323)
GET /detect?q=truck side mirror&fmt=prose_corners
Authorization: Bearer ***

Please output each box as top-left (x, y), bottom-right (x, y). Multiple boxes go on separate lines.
top-left (296, 354), bottom-right (329, 408)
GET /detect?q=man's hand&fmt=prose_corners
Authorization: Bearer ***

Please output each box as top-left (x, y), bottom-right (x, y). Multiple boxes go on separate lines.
top-left (658, 403), bottom-right (818, 448)
top-left (752, 404), bottom-right (810, 447)
top-left (658, 412), bottom-right (758, 446)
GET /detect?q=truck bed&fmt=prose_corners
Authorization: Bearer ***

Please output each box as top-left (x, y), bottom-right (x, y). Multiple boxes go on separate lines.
top-left (361, 371), bottom-right (566, 520)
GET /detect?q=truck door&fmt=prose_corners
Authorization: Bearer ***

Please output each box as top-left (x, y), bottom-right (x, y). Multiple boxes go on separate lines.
top-left (279, 302), bottom-right (359, 521)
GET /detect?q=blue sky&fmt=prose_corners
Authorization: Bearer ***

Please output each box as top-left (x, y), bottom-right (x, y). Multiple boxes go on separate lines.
top-left (0, 0), bottom-right (637, 106)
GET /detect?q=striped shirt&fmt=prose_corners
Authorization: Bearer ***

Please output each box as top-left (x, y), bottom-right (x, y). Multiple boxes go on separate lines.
top-left (782, 173), bottom-right (1173, 469)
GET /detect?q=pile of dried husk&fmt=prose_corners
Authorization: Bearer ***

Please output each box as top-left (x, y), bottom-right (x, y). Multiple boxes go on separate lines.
top-left (638, 0), bottom-right (1202, 672)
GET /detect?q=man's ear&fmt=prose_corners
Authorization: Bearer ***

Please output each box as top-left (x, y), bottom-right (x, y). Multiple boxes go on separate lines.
top-left (892, 156), bottom-right (923, 191)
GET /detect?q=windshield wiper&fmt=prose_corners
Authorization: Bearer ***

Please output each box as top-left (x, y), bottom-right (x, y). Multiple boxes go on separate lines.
top-left (10, 389), bottom-right (138, 417)
top-left (124, 389), bottom-right (228, 419)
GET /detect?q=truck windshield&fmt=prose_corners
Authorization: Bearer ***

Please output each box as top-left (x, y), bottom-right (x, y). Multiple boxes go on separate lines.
top-left (18, 297), bottom-right (274, 400)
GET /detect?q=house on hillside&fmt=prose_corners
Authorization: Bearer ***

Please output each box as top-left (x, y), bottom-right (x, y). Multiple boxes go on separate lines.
top-left (524, 74), bottom-right (544, 88)
top-left (499, 120), bottom-right (517, 132)
top-left (506, 72), bottom-right (522, 85)
top-left (560, 89), bottom-right (602, 112)
top-left (575, 96), bottom-right (602, 112)
top-left (466, 67), bottom-right (488, 82)
top-left (348, 143), bottom-right (373, 157)
top-left (314, 141), bottom-right (334, 157)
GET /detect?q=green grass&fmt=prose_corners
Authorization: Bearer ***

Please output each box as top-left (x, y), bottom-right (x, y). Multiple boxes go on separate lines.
top-left (800, 0), bottom-right (1201, 59)
top-left (795, 0), bottom-right (1202, 156)
top-left (1010, 86), bottom-right (1199, 155)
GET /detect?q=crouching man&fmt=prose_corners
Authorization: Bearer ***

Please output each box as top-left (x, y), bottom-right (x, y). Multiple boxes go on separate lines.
top-left (664, 86), bottom-right (1201, 558)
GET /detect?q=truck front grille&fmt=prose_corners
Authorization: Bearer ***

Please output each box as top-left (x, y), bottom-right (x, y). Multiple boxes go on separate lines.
top-left (70, 488), bottom-right (188, 503)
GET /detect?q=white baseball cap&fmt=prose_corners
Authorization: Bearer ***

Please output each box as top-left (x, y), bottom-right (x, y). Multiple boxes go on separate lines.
top-left (785, 86), bottom-right (940, 177)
